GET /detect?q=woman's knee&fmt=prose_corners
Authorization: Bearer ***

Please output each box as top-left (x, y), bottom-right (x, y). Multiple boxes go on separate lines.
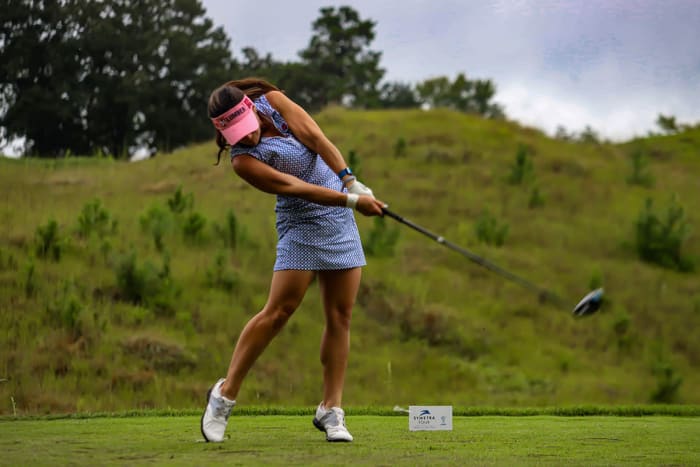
top-left (326, 306), bottom-right (352, 330)
top-left (262, 302), bottom-right (297, 330)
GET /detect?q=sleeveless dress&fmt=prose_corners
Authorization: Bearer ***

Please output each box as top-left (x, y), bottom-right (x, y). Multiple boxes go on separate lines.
top-left (230, 94), bottom-right (366, 271)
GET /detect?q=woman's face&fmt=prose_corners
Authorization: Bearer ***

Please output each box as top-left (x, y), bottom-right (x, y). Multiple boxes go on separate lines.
top-left (236, 113), bottom-right (262, 147)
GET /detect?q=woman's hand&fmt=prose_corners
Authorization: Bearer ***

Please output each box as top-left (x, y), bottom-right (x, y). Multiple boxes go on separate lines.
top-left (346, 179), bottom-right (374, 198)
top-left (355, 196), bottom-right (386, 216)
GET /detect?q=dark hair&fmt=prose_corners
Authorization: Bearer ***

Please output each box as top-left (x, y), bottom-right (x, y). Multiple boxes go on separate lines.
top-left (208, 78), bottom-right (282, 165)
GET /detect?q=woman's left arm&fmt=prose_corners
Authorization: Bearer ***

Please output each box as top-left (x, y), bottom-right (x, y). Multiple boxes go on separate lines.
top-left (265, 91), bottom-right (348, 176)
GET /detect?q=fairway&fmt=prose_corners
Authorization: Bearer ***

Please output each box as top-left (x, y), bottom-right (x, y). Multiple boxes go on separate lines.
top-left (1, 415), bottom-right (698, 466)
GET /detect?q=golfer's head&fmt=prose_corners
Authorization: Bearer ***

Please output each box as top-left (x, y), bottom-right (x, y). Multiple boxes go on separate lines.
top-left (208, 85), bottom-right (260, 146)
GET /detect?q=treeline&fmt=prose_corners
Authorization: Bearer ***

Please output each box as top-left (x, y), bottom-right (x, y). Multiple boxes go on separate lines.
top-left (1, 2), bottom-right (503, 158)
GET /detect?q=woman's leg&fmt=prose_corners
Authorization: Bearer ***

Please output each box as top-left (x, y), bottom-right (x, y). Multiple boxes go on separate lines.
top-left (317, 267), bottom-right (362, 408)
top-left (219, 269), bottom-right (316, 400)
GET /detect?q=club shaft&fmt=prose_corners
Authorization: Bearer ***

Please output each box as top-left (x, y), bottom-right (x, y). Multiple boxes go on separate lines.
top-left (382, 208), bottom-right (564, 306)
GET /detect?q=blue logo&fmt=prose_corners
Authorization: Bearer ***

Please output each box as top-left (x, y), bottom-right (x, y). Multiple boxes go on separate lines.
top-left (419, 409), bottom-right (431, 416)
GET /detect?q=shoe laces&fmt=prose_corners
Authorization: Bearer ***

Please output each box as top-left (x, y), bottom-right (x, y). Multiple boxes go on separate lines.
top-left (212, 398), bottom-right (233, 420)
top-left (329, 407), bottom-right (346, 428)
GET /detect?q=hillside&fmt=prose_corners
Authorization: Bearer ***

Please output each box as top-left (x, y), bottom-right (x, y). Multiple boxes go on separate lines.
top-left (1, 108), bottom-right (699, 415)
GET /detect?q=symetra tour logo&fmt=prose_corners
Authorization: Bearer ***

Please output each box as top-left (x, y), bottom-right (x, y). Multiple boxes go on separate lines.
top-left (413, 409), bottom-right (436, 425)
top-left (409, 406), bottom-right (453, 431)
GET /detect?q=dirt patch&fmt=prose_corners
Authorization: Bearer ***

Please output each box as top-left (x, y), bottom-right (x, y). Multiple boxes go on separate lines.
top-left (141, 180), bottom-right (177, 194)
top-left (121, 335), bottom-right (196, 373)
top-left (46, 175), bottom-right (87, 186)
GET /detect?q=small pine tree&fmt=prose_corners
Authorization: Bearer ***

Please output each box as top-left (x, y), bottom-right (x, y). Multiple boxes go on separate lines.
top-left (507, 145), bottom-right (534, 185)
top-left (475, 211), bottom-right (509, 246)
top-left (364, 217), bottom-right (400, 257)
top-left (528, 186), bottom-right (545, 208)
top-left (635, 196), bottom-right (693, 272)
top-left (167, 186), bottom-right (194, 214)
top-left (35, 219), bottom-right (63, 261)
top-left (626, 149), bottom-right (654, 187)
top-left (393, 137), bottom-right (407, 158)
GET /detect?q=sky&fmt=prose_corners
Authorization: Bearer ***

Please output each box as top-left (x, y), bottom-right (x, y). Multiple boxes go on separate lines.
top-left (200, 0), bottom-right (700, 141)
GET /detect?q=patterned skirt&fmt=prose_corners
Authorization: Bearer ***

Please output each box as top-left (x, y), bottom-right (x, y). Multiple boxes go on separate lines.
top-left (274, 207), bottom-right (366, 271)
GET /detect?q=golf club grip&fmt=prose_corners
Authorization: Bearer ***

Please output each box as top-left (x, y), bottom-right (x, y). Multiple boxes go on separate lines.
top-left (382, 207), bottom-right (565, 306)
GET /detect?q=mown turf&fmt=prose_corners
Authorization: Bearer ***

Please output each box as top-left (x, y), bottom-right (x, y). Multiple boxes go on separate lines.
top-left (1, 415), bottom-right (698, 466)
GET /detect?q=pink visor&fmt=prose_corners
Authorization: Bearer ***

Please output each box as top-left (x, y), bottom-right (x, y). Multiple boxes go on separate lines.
top-left (210, 95), bottom-right (259, 145)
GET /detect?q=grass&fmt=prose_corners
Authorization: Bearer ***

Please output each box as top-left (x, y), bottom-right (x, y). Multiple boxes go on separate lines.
top-left (1, 413), bottom-right (698, 466)
top-left (1, 108), bottom-right (699, 415)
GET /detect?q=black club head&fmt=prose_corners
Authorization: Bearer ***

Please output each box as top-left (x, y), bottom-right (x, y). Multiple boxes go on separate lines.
top-left (572, 288), bottom-right (604, 317)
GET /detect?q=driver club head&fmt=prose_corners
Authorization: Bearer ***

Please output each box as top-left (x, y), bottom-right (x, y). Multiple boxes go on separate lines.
top-left (572, 288), bottom-right (604, 317)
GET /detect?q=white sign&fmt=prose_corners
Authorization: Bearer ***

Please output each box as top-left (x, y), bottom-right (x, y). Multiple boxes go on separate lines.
top-left (408, 405), bottom-right (453, 431)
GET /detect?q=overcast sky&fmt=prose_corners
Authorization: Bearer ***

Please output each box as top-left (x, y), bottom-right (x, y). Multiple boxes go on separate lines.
top-left (201, 0), bottom-right (700, 141)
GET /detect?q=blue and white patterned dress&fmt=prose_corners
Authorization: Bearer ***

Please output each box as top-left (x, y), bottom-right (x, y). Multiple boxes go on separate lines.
top-left (230, 94), bottom-right (366, 271)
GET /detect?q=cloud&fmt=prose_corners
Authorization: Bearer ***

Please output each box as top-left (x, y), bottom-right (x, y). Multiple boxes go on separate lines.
top-left (200, 0), bottom-right (700, 140)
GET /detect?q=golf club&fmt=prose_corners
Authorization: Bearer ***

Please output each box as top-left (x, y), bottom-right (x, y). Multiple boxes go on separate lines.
top-left (381, 207), bottom-right (603, 317)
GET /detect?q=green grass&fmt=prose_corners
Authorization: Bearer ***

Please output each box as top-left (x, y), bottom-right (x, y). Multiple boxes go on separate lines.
top-left (1, 108), bottom-right (699, 415)
top-left (1, 414), bottom-right (699, 466)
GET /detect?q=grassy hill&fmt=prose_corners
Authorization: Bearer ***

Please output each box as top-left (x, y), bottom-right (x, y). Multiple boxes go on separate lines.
top-left (1, 107), bottom-right (699, 415)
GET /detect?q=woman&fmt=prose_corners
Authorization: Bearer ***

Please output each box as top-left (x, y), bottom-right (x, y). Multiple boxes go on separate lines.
top-left (201, 78), bottom-right (386, 443)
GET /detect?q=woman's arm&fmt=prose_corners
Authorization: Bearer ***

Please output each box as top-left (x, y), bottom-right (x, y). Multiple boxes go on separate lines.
top-left (232, 154), bottom-right (385, 216)
top-left (264, 90), bottom-right (348, 176)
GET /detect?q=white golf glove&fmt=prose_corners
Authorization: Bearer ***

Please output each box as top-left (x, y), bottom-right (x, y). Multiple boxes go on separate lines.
top-left (346, 179), bottom-right (374, 198)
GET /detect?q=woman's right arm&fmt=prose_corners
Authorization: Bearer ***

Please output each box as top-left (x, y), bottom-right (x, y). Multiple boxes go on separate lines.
top-left (232, 154), bottom-right (385, 216)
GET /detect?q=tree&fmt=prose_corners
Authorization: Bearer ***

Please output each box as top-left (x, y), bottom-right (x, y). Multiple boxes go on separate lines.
top-left (578, 125), bottom-right (601, 144)
top-left (1, 0), bottom-right (234, 158)
top-left (415, 76), bottom-right (453, 108)
top-left (1, 0), bottom-right (89, 156)
top-left (378, 81), bottom-right (420, 109)
top-left (415, 73), bottom-right (503, 118)
top-left (554, 125), bottom-right (574, 141)
top-left (234, 48), bottom-right (318, 110)
top-left (656, 114), bottom-right (678, 134)
top-left (298, 6), bottom-right (385, 111)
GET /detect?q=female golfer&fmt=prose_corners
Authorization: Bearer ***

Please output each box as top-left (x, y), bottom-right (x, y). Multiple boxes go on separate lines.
top-left (201, 78), bottom-right (385, 443)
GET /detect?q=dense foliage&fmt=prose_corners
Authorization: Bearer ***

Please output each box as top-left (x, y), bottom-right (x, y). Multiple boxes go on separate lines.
top-left (0, 0), bottom-right (234, 157)
top-left (1, 3), bottom-right (503, 157)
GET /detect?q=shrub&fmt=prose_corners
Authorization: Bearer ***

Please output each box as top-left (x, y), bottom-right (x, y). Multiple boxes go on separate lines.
top-left (650, 360), bottom-right (683, 403)
top-left (205, 252), bottom-right (239, 291)
top-left (363, 217), bottom-right (400, 257)
top-left (76, 198), bottom-right (117, 238)
top-left (140, 206), bottom-right (171, 252)
top-left (46, 283), bottom-right (83, 336)
top-left (475, 211), bottom-right (509, 246)
top-left (34, 219), bottom-right (63, 261)
top-left (635, 196), bottom-right (694, 272)
top-left (528, 186), bottom-right (545, 208)
top-left (183, 212), bottom-right (207, 243)
top-left (393, 137), bottom-right (407, 158)
top-left (114, 251), bottom-right (180, 316)
top-left (507, 144), bottom-right (535, 185)
top-left (45, 281), bottom-right (103, 342)
top-left (212, 209), bottom-right (238, 249)
top-left (167, 185), bottom-right (193, 214)
top-left (626, 149), bottom-right (654, 187)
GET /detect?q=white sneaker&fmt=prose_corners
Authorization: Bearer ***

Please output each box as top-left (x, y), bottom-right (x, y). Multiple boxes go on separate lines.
top-left (200, 378), bottom-right (235, 442)
top-left (313, 403), bottom-right (354, 442)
